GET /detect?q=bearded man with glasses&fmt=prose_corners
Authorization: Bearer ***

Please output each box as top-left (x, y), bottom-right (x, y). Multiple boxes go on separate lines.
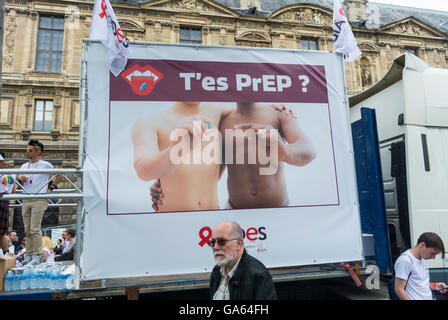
top-left (209, 221), bottom-right (277, 300)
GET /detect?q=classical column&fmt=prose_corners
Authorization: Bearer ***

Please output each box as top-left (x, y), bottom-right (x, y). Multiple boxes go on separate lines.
top-left (27, 11), bottom-right (38, 72)
top-left (21, 90), bottom-right (33, 140)
top-left (171, 24), bottom-right (179, 43)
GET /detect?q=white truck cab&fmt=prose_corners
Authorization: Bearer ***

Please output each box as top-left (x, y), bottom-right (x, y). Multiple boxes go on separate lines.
top-left (350, 53), bottom-right (448, 275)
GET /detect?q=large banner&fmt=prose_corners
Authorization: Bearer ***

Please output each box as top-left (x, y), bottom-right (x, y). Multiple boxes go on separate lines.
top-left (81, 42), bottom-right (363, 280)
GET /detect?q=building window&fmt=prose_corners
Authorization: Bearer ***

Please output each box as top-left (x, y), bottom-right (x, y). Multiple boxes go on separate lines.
top-left (36, 15), bottom-right (64, 72)
top-left (301, 39), bottom-right (318, 50)
top-left (404, 47), bottom-right (418, 56)
top-left (180, 27), bottom-right (202, 44)
top-left (34, 100), bottom-right (53, 132)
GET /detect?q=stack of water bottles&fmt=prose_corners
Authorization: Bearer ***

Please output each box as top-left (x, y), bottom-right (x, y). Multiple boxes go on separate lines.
top-left (4, 262), bottom-right (75, 292)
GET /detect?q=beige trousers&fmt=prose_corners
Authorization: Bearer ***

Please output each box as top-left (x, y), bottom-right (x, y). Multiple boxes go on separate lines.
top-left (22, 199), bottom-right (48, 256)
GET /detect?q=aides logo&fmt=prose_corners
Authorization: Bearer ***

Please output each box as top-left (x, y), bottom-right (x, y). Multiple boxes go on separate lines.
top-left (121, 64), bottom-right (164, 96)
top-left (198, 226), bottom-right (267, 247)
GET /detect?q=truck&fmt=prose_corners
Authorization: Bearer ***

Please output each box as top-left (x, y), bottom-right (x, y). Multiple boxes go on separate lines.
top-left (0, 41), bottom-right (401, 300)
top-left (350, 53), bottom-right (448, 284)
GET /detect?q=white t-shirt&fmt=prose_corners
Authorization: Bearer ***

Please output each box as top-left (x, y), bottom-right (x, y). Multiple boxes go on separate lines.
top-left (42, 247), bottom-right (55, 263)
top-left (62, 240), bottom-right (75, 254)
top-left (0, 174), bottom-right (15, 194)
top-left (20, 160), bottom-right (53, 194)
top-left (394, 249), bottom-right (433, 300)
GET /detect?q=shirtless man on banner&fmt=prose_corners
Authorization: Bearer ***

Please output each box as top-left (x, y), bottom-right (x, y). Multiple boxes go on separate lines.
top-left (148, 102), bottom-right (316, 210)
top-left (132, 101), bottom-right (223, 212)
top-left (218, 102), bottom-right (315, 209)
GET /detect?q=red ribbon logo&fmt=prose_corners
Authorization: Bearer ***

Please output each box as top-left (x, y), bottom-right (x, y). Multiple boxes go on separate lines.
top-left (116, 28), bottom-right (125, 43)
top-left (198, 226), bottom-right (212, 247)
top-left (99, 0), bottom-right (107, 19)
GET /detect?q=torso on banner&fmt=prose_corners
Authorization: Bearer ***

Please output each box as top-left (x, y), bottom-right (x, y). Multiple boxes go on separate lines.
top-left (133, 102), bottom-right (229, 212)
top-left (219, 104), bottom-right (288, 209)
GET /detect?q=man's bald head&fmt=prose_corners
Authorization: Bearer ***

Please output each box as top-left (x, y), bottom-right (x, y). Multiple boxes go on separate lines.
top-left (214, 221), bottom-right (244, 240)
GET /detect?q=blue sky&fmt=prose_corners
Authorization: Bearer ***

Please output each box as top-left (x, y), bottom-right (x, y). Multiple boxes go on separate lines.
top-left (371, 0), bottom-right (448, 12)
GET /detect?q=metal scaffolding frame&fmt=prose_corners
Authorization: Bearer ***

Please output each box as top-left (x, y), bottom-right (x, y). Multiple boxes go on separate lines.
top-left (0, 43), bottom-right (88, 290)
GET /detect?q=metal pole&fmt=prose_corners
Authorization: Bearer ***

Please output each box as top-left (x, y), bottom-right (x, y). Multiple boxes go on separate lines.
top-left (9, 203), bottom-right (78, 208)
top-left (0, 0), bottom-right (4, 102)
top-left (2, 193), bottom-right (83, 200)
top-left (74, 40), bottom-right (88, 287)
top-left (0, 168), bottom-right (81, 174)
top-left (338, 53), bottom-right (365, 264)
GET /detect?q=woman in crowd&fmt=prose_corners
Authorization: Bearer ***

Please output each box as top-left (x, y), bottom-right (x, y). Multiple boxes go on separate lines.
top-left (41, 236), bottom-right (55, 263)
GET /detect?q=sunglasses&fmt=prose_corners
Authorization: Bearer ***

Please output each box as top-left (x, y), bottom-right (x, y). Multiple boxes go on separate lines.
top-left (26, 146), bottom-right (41, 152)
top-left (208, 237), bottom-right (239, 247)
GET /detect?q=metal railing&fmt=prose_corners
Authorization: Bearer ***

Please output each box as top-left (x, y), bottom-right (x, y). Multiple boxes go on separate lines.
top-left (0, 168), bottom-right (82, 200)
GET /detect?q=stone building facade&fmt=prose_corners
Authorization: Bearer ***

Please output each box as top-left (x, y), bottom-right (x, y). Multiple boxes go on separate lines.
top-left (1, 0), bottom-right (447, 223)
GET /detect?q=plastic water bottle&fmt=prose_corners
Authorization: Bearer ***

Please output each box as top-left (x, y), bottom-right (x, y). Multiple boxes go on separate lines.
top-left (49, 268), bottom-right (58, 291)
top-left (22, 268), bottom-right (31, 290)
top-left (29, 268), bottom-right (38, 289)
top-left (36, 267), bottom-right (44, 289)
top-left (12, 269), bottom-right (20, 291)
top-left (16, 269), bottom-right (24, 290)
top-left (35, 267), bottom-right (41, 289)
top-left (63, 274), bottom-right (71, 290)
top-left (56, 273), bottom-right (64, 290)
top-left (42, 267), bottom-right (50, 289)
top-left (57, 273), bottom-right (66, 290)
top-left (66, 273), bottom-right (74, 290)
top-left (57, 266), bottom-right (67, 290)
top-left (4, 270), bottom-right (14, 291)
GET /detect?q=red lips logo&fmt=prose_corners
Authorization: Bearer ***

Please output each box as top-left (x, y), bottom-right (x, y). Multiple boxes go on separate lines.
top-left (121, 64), bottom-right (164, 96)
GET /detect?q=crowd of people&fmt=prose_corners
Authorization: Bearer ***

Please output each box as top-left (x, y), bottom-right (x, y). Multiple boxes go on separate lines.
top-left (1, 228), bottom-right (76, 265)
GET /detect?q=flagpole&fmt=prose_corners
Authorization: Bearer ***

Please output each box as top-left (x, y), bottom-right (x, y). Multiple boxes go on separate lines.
top-left (337, 52), bottom-right (355, 156)
top-left (338, 52), bottom-right (350, 110)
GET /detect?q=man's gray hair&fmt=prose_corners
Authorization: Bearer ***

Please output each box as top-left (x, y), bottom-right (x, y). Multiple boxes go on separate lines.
top-left (229, 221), bottom-right (244, 239)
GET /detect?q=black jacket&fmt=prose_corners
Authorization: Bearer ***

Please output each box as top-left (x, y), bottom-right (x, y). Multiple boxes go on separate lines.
top-left (209, 249), bottom-right (277, 300)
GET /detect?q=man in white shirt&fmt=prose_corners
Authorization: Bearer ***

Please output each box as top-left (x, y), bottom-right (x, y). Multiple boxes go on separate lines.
top-left (7, 230), bottom-right (17, 254)
top-left (16, 140), bottom-right (61, 267)
top-left (55, 229), bottom-right (76, 261)
top-left (394, 232), bottom-right (448, 300)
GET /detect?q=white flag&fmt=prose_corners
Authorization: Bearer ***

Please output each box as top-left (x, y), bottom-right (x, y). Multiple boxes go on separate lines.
top-left (90, 0), bottom-right (130, 76)
top-left (333, 0), bottom-right (361, 62)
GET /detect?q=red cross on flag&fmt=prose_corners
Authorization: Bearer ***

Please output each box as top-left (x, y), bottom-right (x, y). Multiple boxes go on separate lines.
top-left (90, 0), bottom-right (130, 76)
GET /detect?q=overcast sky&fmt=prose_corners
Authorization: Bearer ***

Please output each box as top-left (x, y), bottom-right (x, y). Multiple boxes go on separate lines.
top-left (370, 0), bottom-right (448, 12)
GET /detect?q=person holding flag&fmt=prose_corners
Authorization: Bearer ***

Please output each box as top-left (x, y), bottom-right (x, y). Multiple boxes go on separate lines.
top-left (333, 0), bottom-right (362, 62)
top-left (90, 0), bottom-right (130, 76)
